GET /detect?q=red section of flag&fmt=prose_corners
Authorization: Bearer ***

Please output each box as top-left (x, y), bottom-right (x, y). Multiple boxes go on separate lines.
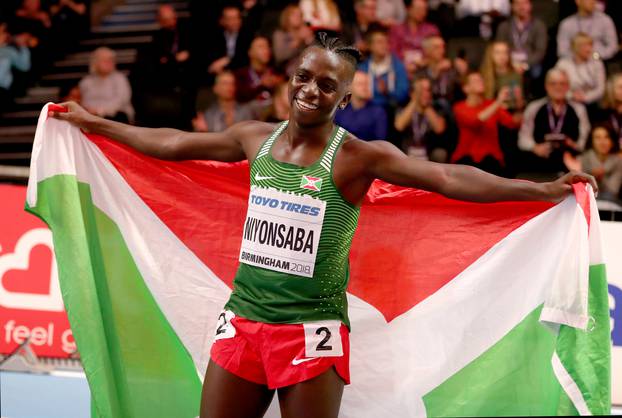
top-left (88, 134), bottom-right (554, 322)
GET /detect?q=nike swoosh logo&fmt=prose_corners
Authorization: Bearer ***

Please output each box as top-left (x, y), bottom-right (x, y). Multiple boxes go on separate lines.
top-left (254, 173), bottom-right (276, 181)
top-left (291, 357), bottom-right (316, 366)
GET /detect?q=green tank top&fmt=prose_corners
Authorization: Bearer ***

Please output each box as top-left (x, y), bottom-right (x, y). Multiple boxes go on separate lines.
top-left (225, 121), bottom-right (360, 328)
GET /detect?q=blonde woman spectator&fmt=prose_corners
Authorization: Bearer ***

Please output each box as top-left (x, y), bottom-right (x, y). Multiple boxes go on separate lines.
top-left (299, 0), bottom-right (341, 32)
top-left (79, 47), bottom-right (134, 123)
top-left (272, 5), bottom-right (314, 72)
top-left (578, 124), bottom-right (622, 201)
top-left (480, 41), bottom-right (524, 112)
top-left (555, 32), bottom-right (605, 107)
top-left (597, 73), bottom-right (622, 149)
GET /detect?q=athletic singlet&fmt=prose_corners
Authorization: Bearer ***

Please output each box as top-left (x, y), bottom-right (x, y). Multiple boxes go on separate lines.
top-left (224, 121), bottom-right (360, 328)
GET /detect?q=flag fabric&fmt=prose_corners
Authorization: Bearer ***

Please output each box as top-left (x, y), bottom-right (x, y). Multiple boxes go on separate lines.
top-left (26, 104), bottom-right (610, 417)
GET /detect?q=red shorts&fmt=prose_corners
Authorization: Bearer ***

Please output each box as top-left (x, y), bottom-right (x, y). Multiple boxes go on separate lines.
top-left (209, 310), bottom-right (350, 389)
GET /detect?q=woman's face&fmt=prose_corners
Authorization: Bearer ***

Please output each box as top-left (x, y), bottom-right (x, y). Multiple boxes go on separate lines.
top-left (575, 37), bottom-right (593, 61)
top-left (95, 54), bottom-right (115, 75)
top-left (592, 127), bottom-right (613, 155)
top-left (288, 7), bottom-right (304, 28)
top-left (492, 43), bottom-right (510, 69)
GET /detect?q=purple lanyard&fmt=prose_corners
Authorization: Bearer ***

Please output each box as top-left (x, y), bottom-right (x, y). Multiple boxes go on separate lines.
top-left (577, 15), bottom-right (593, 35)
top-left (611, 113), bottom-right (622, 147)
top-left (412, 112), bottom-right (428, 145)
top-left (547, 103), bottom-right (567, 134)
top-left (249, 68), bottom-right (262, 87)
top-left (511, 19), bottom-right (531, 50)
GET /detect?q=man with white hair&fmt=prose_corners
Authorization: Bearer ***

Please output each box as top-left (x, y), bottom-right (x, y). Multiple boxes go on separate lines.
top-left (79, 47), bottom-right (134, 123)
top-left (519, 68), bottom-right (590, 175)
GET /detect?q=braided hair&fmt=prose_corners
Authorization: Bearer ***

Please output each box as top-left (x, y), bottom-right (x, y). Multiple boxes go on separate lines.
top-left (313, 32), bottom-right (362, 72)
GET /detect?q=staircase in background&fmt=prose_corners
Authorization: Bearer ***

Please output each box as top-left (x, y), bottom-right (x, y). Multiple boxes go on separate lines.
top-left (0, 0), bottom-right (189, 182)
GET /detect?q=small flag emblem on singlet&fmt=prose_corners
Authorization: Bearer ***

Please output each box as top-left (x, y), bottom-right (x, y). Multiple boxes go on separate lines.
top-left (300, 175), bottom-right (323, 191)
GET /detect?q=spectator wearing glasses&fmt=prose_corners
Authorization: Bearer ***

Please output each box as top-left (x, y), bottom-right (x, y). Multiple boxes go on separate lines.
top-left (519, 68), bottom-right (590, 175)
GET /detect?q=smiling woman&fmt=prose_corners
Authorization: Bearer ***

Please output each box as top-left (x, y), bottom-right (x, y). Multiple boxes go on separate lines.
top-left (48, 32), bottom-right (598, 418)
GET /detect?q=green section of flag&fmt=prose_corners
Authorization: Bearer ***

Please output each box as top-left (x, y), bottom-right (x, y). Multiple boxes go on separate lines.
top-left (27, 175), bottom-right (201, 418)
top-left (423, 306), bottom-right (577, 417)
top-left (555, 263), bottom-right (611, 415)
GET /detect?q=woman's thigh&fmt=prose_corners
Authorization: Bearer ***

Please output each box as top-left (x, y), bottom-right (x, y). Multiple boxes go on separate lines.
top-left (200, 360), bottom-right (275, 418)
top-left (277, 367), bottom-right (345, 418)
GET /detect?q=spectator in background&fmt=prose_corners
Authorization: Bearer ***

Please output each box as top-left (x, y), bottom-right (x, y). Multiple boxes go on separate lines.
top-left (193, 71), bottom-right (254, 132)
top-left (10, 0), bottom-right (50, 75)
top-left (452, 72), bottom-right (519, 176)
top-left (131, 4), bottom-right (192, 129)
top-left (234, 36), bottom-right (284, 111)
top-left (577, 124), bottom-right (622, 201)
top-left (389, 0), bottom-right (440, 69)
top-left (272, 5), bottom-right (315, 75)
top-left (359, 26), bottom-right (409, 108)
top-left (597, 73), bottom-right (622, 149)
top-left (48, 0), bottom-right (88, 49)
top-left (0, 22), bottom-right (30, 113)
top-left (260, 81), bottom-right (290, 122)
top-left (376, 0), bottom-right (406, 27)
top-left (480, 41), bottom-right (525, 113)
top-left (555, 32), bottom-right (606, 109)
top-left (207, 5), bottom-right (252, 75)
top-left (557, 0), bottom-right (618, 60)
top-left (495, 0), bottom-right (547, 81)
top-left (415, 35), bottom-right (467, 106)
top-left (59, 82), bottom-right (81, 104)
top-left (455, 0), bottom-right (510, 39)
top-left (519, 69), bottom-right (590, 175)
top-left (11, 0), bottom-right (51, 47)
top-left (335, 70), bottom-right (388, 141)
top-left (79, 47), bottom-right (134, 123)
top-left (342, 0), bottom-right (378, 55)
top-left (299, 0), bottom-right (341, 32)
top-left (395, 75), bottom-right (451, 161)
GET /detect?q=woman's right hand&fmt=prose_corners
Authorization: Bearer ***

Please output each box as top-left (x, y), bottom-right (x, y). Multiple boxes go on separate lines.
top-left (48, 101), bottom-right (98, 132)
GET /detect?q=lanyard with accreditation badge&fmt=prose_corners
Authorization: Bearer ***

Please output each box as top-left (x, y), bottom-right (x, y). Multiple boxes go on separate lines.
top-left (544, 103), bottom-right (567, 146)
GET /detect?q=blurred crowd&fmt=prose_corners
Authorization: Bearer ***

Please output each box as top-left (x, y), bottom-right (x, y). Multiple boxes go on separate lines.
top-left (1, 0), bottom-right (622, 203)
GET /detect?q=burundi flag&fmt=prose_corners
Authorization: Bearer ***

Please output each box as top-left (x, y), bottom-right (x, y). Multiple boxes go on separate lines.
top-left (300, 175), bottom-right (323, 192)
top-left (26, 104), bottom-right (610, 418)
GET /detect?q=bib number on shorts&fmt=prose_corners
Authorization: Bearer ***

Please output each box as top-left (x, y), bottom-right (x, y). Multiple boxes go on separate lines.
top-left (303, 321), bottom-right (343, 357)
top-left (214, 310), bottom-right (236, 341)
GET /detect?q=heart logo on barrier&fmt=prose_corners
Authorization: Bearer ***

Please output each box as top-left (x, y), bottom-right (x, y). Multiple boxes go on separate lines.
top-left (0, 228), bottom-right (63, 312)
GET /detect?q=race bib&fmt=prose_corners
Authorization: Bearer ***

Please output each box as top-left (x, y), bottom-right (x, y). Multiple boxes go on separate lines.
top-left (303, 321), bottom-right (343, 358)
top-left (214, 310), bottom-right (236, 341)
top-left (239, 187), bottom-right (326, 278)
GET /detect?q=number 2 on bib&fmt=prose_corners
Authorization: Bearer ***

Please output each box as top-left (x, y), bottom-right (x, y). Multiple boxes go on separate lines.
top-left (303, 321), bottom-right (343, 357)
